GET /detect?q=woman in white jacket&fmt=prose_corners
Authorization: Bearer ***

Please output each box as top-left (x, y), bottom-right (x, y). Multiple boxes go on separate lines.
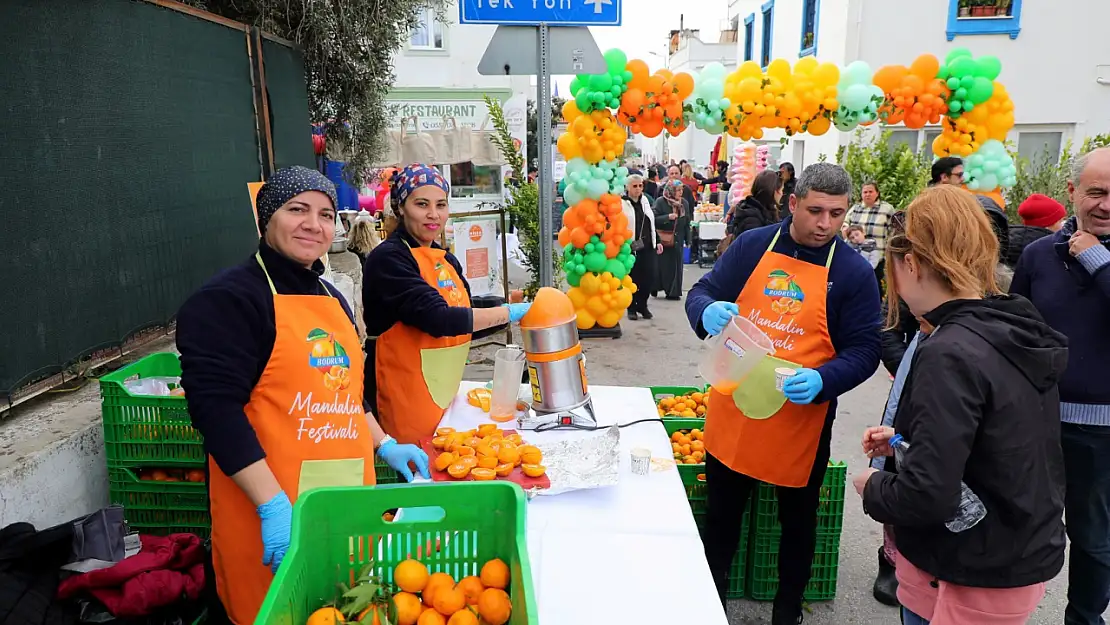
top-left (622, 175), bottom-right (661, 320)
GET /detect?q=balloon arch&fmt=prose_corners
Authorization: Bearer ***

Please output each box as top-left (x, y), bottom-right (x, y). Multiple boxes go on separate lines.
top-left (556, 47), bottom-right (1016, 330)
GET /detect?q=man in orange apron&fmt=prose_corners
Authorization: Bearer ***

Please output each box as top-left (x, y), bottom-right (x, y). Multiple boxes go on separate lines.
top-left (361, 164), bottom-right (530, 444)
top-left (178, 166), bottom-right (430, 625)
top-left (685, 163), bottom-right (882, 624)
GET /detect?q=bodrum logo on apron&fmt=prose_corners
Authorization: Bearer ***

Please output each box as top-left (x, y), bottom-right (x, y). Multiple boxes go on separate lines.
top-left (763, 269), bottom-right (804, 315)
top-left (435, 261), bottom-right (465, 306)
top-left (307, 328), bottom-right (352, 391)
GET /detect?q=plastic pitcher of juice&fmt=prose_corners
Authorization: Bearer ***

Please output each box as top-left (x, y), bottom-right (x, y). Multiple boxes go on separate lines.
top-left (699, 314), bottom-right (776, 394)
top-left (490, 345), bottom-right (526, 422)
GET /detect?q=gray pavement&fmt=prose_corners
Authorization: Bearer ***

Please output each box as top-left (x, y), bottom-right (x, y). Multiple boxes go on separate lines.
top-left (573, 263), bottom-right (1080, 625)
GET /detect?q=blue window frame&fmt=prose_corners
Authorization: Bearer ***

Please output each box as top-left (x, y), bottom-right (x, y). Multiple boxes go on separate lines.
top-left (947, 0), bottom-right (1021, 40)
top-left (743, 14), bottom-right (755, 62)
top-left (799, 0), bottom-right (819, 57)
top-left (760, 0), bottom-right (774, 68)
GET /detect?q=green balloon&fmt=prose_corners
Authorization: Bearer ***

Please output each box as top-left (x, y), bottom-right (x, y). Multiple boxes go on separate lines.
top-left (949, 100), bottom-right (963, 113)
top-left (585, 251), bottom-right (608, 273)
top-left (962, 101), bottom-right (975, 112)
top-left (566, 272), bottom-right (581, 287)
top-left (937, 66), bottom-right (950, 81)
top-left (584, 242), bottom-right (595, 253)
top-left (590, 235), bottom-right (600, 243)
top-left (967, 76), bottom-right (994, 104)
top-left (610, 85), bottom-right (622, 97)
top-left (575, 263), bottom-right (586, 275)
top-left (947, 77), bottom-right (961, 90)
top-left (621, 242), bottom-right (632, 254)
top-left (564, 243), bottom-right (574, 254)
top-left (623, 256), bottom-right (634, 270)
top-left (569, 77), bottom-right (582, 94)
top-left (604, 258), bottom-right (627, 279)
top-left (945, 47), bottom-right (973, 64)
top-left (604, 48), bottom-right (628, 75)
top-left (575, 93), bottom-right (591, 111)
top-left (608, 98), bottom-right (620, 109)
top-left (954, 87), bottom-right (968, 100)
top-left (977, 55), bottom-right (1002, 80)
top-left (950, 57), bottom-right (977, 78)
top-left (960, 76), bottom-right (975, 89)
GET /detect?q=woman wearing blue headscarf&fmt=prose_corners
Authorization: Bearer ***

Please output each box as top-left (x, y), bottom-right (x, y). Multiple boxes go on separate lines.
top-left (362, 164), bottom-right (531, 445)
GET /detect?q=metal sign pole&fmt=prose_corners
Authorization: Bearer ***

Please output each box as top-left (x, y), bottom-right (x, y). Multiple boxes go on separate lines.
top-left (536, 23), bottom-right (554, 288)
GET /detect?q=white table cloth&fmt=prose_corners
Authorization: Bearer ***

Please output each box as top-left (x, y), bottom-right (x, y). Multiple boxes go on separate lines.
top-left (438, 383), bottom-right (729, 625)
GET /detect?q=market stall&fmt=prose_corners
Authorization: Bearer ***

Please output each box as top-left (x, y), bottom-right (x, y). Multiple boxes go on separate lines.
top-left (691, 203), bottom-right (727, 268)
top-left (439, 382), bottom-right (729, 625)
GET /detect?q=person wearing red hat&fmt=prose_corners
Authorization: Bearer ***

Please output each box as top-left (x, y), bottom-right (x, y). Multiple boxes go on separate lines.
top-left (1005, 194), bottom-right (1067, 266)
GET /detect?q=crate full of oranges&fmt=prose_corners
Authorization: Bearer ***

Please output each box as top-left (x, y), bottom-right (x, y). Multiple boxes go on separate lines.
top-left (663, 418), bottom-right (707, 489)
top-left (656, 390), bottom-right (708, 418)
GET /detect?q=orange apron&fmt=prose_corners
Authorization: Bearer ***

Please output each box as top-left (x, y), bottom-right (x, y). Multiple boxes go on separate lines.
top-left (704, 229), bottom-right (838, 487)
top-left (374, 241), bottom-right (472, 444)
top-left (208, 253), bottom-right (376, 625)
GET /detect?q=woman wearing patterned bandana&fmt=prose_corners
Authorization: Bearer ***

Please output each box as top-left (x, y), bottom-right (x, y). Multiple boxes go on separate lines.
top-left (362, 164), bottom-right (531, 445)
top-left (176, 166), bottom-right (430, 624)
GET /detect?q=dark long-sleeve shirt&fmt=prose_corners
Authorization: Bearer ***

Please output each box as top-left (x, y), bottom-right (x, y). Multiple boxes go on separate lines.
top-left (176, 242), bottom-right (357, 477)
top-left (685, 218), bottom-right (882, 408)
top-left (362, 228), bottom-right (473, 340)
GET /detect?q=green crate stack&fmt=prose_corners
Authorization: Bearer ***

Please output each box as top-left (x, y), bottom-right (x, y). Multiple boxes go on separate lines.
top-left (745, 461), bottom-right (847, 601)
top-left (663, 418), bottom-right (707, 488)
top-left (649, 385), bottom-right (712, 419)
top-left (374, 459), bottom-right (402, 485)
top-left (100, 353), bottom-right (211, 537)
top-left (258, 482), bottom-right (538, 625)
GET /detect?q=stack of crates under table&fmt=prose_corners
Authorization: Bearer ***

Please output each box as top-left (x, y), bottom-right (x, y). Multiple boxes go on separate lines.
top-left (100, 353), bottom-right (210, 537)
top-left (652, 385), bottom-right (847, 601)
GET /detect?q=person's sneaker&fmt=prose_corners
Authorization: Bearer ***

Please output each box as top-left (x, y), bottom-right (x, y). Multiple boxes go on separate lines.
top-left (641, 309), bottom-right (654, 320)
top-left (873, 546), bottom-right (899, 606)
top-left (627, 311), bottom-right (639, 321)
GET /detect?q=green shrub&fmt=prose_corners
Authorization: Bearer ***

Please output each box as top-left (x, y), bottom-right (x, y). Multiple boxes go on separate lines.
top-left (836, 130), bottom-right (930, 210)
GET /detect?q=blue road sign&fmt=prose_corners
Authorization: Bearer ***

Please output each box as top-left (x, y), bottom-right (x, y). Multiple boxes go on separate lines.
top-left (459, 0), bottom-right (621, 27)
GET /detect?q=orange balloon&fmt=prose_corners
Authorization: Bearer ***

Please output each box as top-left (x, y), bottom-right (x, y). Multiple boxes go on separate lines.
top-left (562, 208), bottom-right (582, 229)
top-left (557, 228), bottom-right (572, 247)
top-left (604, 242), bottom-right (620, 259)
top-left (655, 69), bottom-right (673, 80)
top-left (910, 54), bottom-right (940, 81)
top-left (625, 59), bottom-right (650, 86)
top-left (621, 88), bottom-right (646, 114)
top-left (673, 72), bottom-right (695, 99)
top-left (570, 227), bottom-right (590, 249)
top-left (973, 189), bottom-right (1006, 209)
top-left (872, 65), bottom-right (906, 95)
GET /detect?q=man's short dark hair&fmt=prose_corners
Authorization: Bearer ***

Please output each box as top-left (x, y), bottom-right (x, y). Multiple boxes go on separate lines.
top-left (931, 157), bottom-right (963, 185)
top-left (794, 162), bottom-right (852, 199)
top-left (527, 166), bottom-right (538, 174)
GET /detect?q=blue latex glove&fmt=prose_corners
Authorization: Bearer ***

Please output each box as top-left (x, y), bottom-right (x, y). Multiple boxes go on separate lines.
top-left (378, 439), bottom-right (431, 482)
top-left (701, 301), bottom-right (740, 336)
top-left (258, 491), bottom-right (292, 573)
top-left (783, 368), bottom-right (824, 405)
top-left (504, 303), bottom-right (531, 323)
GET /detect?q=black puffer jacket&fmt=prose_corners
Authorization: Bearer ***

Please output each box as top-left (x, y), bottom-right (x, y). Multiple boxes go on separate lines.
top-left (863, 296), bottom-right (1067, 588)
top-left (879, 299), bottom-right (919, 376)
top-left (1005, 224), bottom-right (1053, 267)
top-left (727, 196), bottom-right (777, 237)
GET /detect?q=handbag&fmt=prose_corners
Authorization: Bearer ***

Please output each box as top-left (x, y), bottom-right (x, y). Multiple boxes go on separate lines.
top-left (375, 121), bottom-right (404, 167)
top-left (400, 116), bottom-right (437, 164)
top-left (657, 227), bottom-right (676, 248)
top-left (470, 117), bottom-right (508, 166)
top-left (630, 209), bottom-right (648, 252)
top-left (428, 116), bottom-right (472, 165)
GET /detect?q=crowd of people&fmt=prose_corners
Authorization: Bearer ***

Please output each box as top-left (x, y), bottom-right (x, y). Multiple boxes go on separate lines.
top-left (683, 148), bottom-right (1110, 624)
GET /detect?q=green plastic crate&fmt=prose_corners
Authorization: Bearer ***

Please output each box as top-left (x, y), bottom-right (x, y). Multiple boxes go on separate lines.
top-left (108, 466), bottom-right (208, 511)
top-left (374, 459), bottom-right (402, 485)
top-left (99, 353), bottom-right (205, 467)
top-left (746, 530), bottom-right (841, 601)
top-left (752, 462), bottom-right (847, 536)
top-left (257, 482), bottom-right (537, 625)
top-left (649, 385), bottom-right (701, 402)
top-left (692, 482), bottom-right (750, 599)
top-left (745, 462), bottom-right (847, 601)
top-left (664, 418), bottom-right (706, 490)
top-left (128, 521), bottom-right (211, 539)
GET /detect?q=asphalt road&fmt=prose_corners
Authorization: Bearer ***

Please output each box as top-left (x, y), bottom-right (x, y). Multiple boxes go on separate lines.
top-left (571, 263), bottom-right (1086, 625)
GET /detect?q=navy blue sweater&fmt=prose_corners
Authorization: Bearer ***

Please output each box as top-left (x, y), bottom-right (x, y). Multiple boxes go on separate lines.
top-left (686, 218), bottom-right (882, 409)
top-left (176, 242), bottom-right (357, 476)
top-left (1011, 230), bottom-right (1110, 423)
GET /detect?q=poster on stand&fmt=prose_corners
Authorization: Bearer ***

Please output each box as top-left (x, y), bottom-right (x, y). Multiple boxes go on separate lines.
top-left (453, 216), bottom-right (500, 297)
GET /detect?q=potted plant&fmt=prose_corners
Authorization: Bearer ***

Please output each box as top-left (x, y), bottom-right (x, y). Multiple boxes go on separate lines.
top-left (958, 0), bottom-right (971, 17)
top-left (803, 31), bottom-right (814, 48)
top-left (972, 0), bottom-right (989, 17)
top-left (992, 0), bottom-right (1011, 16)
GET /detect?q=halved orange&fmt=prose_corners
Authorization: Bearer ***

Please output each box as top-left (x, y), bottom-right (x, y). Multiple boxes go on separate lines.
top-left (521, 464), bottom-right (546, 478)
top-left (447, 462), bottom-right (472, 479)
top-left (431, 436), bottom-right (448, 450)
top-left (436, 427), bottom-right (456, 437)
top-left (477, 457), bottom-right (499, 469)
top-left (470, 468), bottom-right (496, 481)
top-left (455, 446), bottom-right (476, 457)
top-left (458, 456), bottom-right (479, 469)
top-left (434, 452), bottom-right (457, 472)
top-left (494, 463), bottom-right (514, 477)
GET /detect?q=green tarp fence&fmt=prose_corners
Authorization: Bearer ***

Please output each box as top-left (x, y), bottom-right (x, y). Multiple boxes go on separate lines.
top-left (0, 0), bottom-right (314, 400)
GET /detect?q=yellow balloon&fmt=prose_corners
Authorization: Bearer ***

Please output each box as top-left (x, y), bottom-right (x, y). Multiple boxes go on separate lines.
top-left (808, 115), bottom-right (831, 136)
top-left (794, 57), bottom-right (818, 75)
top-left (737, 60), bottom-right (764, 80)
top-left (767, 59), bottom-right (791, 81)
top-left (567, 286), bottom-right (587, 309)
top-left (562, 100), bottom-right (583, 123)
top-left (586, 295), bottom-right (609, 317)
top-left (579, 272), bottom-right (601, 295)
top-left (598, 310), bottom-right (622, 328)
top-left (614, 288), bottom-right (633, 310)
top-left (576, 309), bottom-right (596, 330)
top-left (813, 63), bottom-right (840, 87)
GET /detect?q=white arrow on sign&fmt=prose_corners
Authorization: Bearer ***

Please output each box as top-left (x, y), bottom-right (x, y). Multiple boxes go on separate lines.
top-left (584, 0), bottom-right (612, 14)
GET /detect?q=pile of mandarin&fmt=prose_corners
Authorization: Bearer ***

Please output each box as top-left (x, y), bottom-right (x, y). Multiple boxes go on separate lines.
top-left (431, 424), bottom-right (546, 480)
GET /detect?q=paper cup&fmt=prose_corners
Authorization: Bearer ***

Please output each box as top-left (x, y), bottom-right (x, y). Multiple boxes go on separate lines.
top-left (774, 367), bottom-right (797, 392)
top-left (630, 447), bottom-right (652, 476)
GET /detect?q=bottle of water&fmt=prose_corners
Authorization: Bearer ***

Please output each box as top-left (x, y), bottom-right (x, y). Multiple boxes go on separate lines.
top-left (889, 434), bottom-right (987, 533)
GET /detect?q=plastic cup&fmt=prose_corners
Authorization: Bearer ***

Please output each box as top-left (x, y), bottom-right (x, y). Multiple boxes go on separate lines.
top-left (699, 315), bottom-right (776, 394)
top-left (490, 346), bottom-right (526, 422)
top-left (774, 367), bottom-right (797, 392)
top-left (630, 447), bottom-right (651, 476)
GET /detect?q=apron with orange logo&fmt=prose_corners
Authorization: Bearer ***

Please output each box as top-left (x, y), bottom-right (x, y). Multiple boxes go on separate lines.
top-left (374, 241), bottom-right (472, 444)
top-left (704, 229), bottom-right (838, 487)
top-left (208, 253), bottom-right (376, 625)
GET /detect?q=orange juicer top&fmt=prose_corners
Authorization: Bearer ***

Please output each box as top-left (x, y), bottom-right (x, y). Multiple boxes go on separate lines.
top-left (519, 287), bottom-right (577, 329)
